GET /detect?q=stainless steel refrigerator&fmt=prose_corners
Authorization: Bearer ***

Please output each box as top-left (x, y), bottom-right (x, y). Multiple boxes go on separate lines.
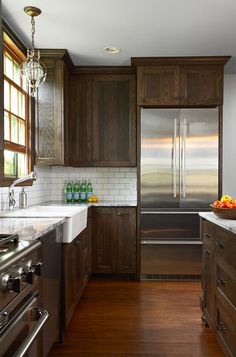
top-left (140, 108), bottom-right (219, 278)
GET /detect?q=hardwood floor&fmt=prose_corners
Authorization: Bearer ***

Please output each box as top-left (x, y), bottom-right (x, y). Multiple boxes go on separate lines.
top-left (49, 280), bottom-right (224, 357)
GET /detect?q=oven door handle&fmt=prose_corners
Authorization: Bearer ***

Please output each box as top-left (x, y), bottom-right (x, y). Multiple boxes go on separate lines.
top-left (13, 307), bottom-right (49, 357)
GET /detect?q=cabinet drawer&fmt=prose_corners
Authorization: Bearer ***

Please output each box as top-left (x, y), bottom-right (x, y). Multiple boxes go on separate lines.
top-left (202, 219), bottom-right (214, 249)
top-left (216, 260), bottom-right (236, 308)
top-left (215, 228), bottom-right (236, 270)
top-left (216, 291), bottom-right (236, 357)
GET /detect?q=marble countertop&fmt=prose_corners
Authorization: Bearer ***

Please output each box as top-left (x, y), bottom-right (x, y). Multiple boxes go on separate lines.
top-left (0, 200), bottom-right (136, 241)
top-left (199, 212), bottom-right (236, 234)
top-left (0, 217), bottom-right (66, 241)
top-left (41, 200), bottom-right (138, 207)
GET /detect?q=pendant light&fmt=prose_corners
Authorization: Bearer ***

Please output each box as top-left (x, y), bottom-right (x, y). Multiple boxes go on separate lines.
top-left (20, 6), bottom-right (47, 97)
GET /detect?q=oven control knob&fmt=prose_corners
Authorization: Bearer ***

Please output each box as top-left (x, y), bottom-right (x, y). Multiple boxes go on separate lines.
top-left (8, 277), bottom-right (21, 293)
top-left (32, 262), bottom-right (42, 276)
top-left (22, 270), bottom-right (34, 284)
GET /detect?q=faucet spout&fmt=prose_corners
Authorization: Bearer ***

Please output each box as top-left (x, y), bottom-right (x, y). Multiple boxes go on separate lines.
top-left (8, 171), bottom-right (37, 210)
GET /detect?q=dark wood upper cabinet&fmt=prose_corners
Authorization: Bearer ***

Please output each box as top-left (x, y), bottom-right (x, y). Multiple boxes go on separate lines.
top-left (69, 72), bottom-right (136, 167)
top-left (69, 74), bottom-right (93, 166)
top-left (35, 50), bottom-right (72, 165)
top-left (92, 74), bottom-right (136, 166)
top-left (180, 65), bottom-right (223, 106)
top-left (133, 57), bottom-right (230, 107)
top-left (137, 66), bottom-right (180, 106)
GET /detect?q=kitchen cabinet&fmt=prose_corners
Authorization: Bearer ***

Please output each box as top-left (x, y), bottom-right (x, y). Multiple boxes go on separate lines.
top-left (69, 72), bottom-right (136, 167)
top-left (201, 219), bottom-right (215, 328)
top-left (69, 74), bottom-right (93, 166)
top-left (63, 208), bottom-right (92, 329)
top-left (92, 207), bottom-right (137, 274)
top-left (35, 49), bottom-right (71, 165)
top-left (40, 226), bottom-right (63, 356)
top-left (200, 218), bottom-right (236, 357)
top-left (132, 57), bottom-right (230, 107)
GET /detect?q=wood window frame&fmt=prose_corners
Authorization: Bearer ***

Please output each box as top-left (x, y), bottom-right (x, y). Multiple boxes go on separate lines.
top-left (0, 22), bottom-right (34, 187)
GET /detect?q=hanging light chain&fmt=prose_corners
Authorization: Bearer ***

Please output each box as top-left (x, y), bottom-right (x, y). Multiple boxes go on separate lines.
top-left (31, 15), bottom-right (35, 50)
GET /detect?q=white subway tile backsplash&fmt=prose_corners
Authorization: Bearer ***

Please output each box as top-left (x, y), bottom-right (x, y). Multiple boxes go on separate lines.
top-left (0, 166), bottom-right (137, 208)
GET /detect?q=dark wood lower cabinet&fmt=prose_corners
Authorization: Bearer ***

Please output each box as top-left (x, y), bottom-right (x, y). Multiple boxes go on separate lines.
top-left (201, 218), bottom-right (236, 357)
top-left (92, 207), bottom-right (137, 275)
top-left (63, 209), bottom-right (92, 329)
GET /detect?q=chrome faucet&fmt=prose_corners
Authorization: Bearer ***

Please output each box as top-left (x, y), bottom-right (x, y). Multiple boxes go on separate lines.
top-left (8, 171), bottom-right (37, 210)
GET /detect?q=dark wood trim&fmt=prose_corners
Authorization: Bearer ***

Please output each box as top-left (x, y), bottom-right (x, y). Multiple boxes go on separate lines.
top-left (131, 56), bottom-right (231, 67)
top-left (2, 18), bottom-right (27, 55)
top-left (72, 66), bottom-right (135, 75)
top-left (0, 12), bottom-right (4, 179)
top-left (218, 105), bottom-right (223, 199)
top-left (136, 105), bottom-right (141, 280)
top-left (39, 49), bottom-right (74, 71)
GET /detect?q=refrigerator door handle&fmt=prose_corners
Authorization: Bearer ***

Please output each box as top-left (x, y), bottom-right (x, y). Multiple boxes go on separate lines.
top-left (173, 118), bottom-right (177, 198)
top-left (182, 118), bottom-right (187, 198)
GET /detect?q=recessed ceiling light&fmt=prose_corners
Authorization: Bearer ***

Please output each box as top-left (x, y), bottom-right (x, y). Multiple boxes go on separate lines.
top-left (104, 47), bottom-right (121, 54)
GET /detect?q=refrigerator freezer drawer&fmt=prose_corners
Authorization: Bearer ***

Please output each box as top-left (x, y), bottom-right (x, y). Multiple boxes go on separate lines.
top-left (140, 212), bottom-right (200, 240)
top-left (141, 242), bottom-right (202, 277)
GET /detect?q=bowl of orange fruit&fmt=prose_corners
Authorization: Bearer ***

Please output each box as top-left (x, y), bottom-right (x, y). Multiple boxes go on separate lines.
top-left (211, 195), bottom-right (236, 219)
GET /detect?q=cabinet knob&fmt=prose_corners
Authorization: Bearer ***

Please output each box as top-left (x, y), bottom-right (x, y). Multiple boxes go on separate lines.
top-left (217, 322), bottom-right (227, 332)
top-left (216, 241), bottom-right (224, 249)
top-left (205, 233), bottom-right (210, 238)
top-left (32, 262), bottom-right (42, 276)
top-left (216, 276), bottom-right (226, 287)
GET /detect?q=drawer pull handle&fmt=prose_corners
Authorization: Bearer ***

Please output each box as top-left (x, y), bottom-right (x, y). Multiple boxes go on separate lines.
top-left (216, 276), bottom-right (226, 287)
top-left (216, 242), bottom-right (224, 249)
top-left (217, 322), bottom-right (227, 332)
top-left (203, 248), bottom-right (210, 255)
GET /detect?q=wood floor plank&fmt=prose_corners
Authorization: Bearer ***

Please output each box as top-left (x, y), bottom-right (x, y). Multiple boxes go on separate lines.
top-left (49, 280), bottom-right (224, 357)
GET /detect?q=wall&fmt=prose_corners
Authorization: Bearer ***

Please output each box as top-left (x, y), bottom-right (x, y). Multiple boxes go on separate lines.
top-left (51, 167), bottom-right (137, 202)
top-left (223, 75), bottom-right (236, 197)
top-left (0, 166), bottom-right (52, 210)
top-left (0, 166), bottom-right (137, 209)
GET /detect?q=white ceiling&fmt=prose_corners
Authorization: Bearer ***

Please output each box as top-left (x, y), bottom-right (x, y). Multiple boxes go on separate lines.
top-left (2, 0), bottom-right (236, 72)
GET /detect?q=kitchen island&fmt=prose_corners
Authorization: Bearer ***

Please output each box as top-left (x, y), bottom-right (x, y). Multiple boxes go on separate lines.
top-left (199, 212), bottom-right (236, 357)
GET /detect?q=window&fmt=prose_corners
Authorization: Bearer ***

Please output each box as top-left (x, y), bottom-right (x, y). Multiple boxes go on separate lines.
top-left (3, 34), bottom-right (29, 178)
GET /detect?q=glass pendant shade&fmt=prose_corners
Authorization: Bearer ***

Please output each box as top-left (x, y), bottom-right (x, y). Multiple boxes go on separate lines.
top-left (20, 49), bottom-right (46, 97)
top-left (20, 6), bottom-right (46, 97)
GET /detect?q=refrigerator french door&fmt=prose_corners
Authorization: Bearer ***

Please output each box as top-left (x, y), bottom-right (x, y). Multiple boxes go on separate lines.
top-left (141, 108), bottom-right (219, 210)
top-left (140, 108), bottom-right (219, 277)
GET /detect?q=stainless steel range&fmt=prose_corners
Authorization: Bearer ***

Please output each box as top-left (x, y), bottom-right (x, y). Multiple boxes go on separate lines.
top-left (0, 233), bottom-right (48, 357)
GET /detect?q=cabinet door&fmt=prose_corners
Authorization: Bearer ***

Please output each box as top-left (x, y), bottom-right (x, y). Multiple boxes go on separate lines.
top-left (180, 65), bottom-right (223, 106)
top-left (137, 66), bottom-right (180, 106)
top-left (116, 208), bottom-right (137, 273)
top-left (69, 74), bottom-right (93, 166)
top-left (202, 245), bottom-right (215, 327)
top-left (93, 74), bottom-right (136, 166)
top-left (92, 208), bottom-right (116, 273)
top-left (35, 58), bottom-right (65, 165)
top-left (63, 237), bottom-right (80, 328)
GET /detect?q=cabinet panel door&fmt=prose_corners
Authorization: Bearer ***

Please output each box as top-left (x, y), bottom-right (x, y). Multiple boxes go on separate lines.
top-left (180, 65), bottom-right (223, 106)
top-left (35, 58), bottom-right (64, 165)
top-left (69, 74), bottom-right (93, 166)
top-left (93, 75), bottom-right (136, 166)
top-left (92, 208), bottom-right (116, 273)
top-left (63, 238), bottom-right (78, 328)
top-left (116, 208), bottom-right (137, 273)
top-left (137, 66), bottom-right (180, 106)
top-left (202, 244), bottom-right (215, 327)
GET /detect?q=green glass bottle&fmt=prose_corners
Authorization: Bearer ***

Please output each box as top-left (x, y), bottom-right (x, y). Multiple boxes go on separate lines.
top-left (66, 182), bottom-right (73, 203)
top-left (73, 180), bottom-right (80, 203)
top-left (87, 179), bottom-right (93, 201)
top-left (80, 180), bottom-right (87, 202)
